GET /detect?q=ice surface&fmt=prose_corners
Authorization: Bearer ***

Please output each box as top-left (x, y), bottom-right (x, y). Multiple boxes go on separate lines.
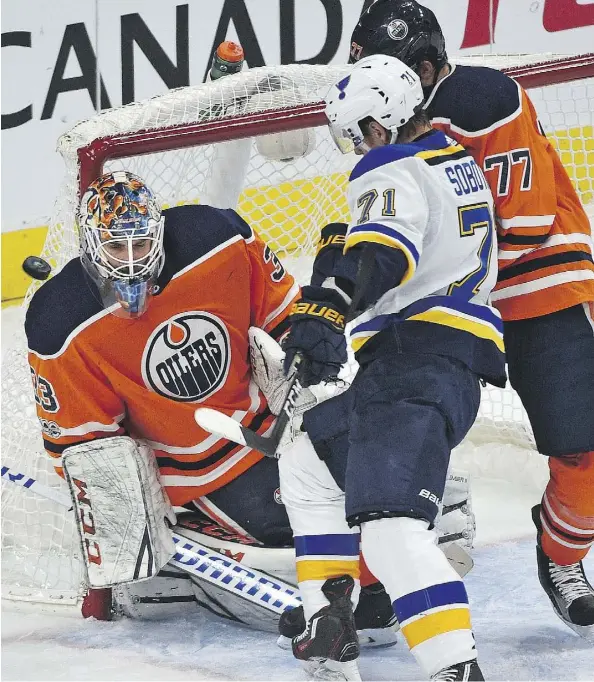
top-left (3, 541), bottom-right (594, 681)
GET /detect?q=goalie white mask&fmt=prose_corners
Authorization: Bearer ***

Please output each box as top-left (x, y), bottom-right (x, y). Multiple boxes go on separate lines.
top-left (78, 171), bottom-right (165, 318)
top-left (325, 54), bottom-right (423, 154)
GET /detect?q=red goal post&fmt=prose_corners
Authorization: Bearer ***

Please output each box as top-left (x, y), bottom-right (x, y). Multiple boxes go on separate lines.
top-left (2, 53), bottom-right (593, 605)
top-left (76, 53), bottom-right (594, 197)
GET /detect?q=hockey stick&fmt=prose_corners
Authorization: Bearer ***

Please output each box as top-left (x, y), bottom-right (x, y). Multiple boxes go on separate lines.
top-left (196, 351), bottom-right (305, 459)
top-left (1, 463), bottom-right (301, 617)
top-left (195, 245), bottom-right (377, 459)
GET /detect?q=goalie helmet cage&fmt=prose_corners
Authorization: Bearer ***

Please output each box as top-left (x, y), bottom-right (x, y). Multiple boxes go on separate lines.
top-left (2, 54), bottom-right (593, 605)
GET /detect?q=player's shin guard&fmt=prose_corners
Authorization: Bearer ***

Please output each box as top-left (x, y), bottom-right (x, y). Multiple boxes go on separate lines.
top-left (539, 452), bottom-right (594, 566)
top-left (278, 435), bottom-right (361, 620)
top-left (361, 517), bottom-right (478, 678)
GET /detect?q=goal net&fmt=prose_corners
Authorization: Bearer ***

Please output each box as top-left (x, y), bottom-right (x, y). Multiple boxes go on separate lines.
top-left (2, 54), bottom-right (593, 604)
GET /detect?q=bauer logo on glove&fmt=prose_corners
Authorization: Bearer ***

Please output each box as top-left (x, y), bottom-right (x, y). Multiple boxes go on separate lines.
top-left (283, 285), bottom-right (349, 386)
top-left (289, 301), bottom-right (346, 332)
top-left (316, 231), bottom-right (346, 255)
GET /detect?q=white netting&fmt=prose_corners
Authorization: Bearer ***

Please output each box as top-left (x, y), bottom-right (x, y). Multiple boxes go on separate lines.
top-left (2, 56), bottom-right (593, 603)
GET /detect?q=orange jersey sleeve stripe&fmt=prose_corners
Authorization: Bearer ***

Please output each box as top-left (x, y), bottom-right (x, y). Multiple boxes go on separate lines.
top-left (498, 241), bottom-right (593, 269)
top-left (495, 252), bottom-right (594, 286)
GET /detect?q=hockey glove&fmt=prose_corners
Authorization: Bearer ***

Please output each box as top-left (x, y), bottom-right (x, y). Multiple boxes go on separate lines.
top-left (311, 222), bottom-right (348, 286)
top-left (283, 285), bottom-right (348, 387)
top-left (248, 327), bottom-right (317, 416)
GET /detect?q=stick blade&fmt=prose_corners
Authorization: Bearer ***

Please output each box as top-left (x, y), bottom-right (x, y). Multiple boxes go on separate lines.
top-left (195, 408), bottom-right (280, 458)
top-left (195, 408), bottom-right (248, 446)
top-left (442, 542), bottom-right (473, 578)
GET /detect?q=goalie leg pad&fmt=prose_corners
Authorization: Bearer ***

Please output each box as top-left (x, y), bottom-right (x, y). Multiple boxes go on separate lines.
top-left (114, 566), bottom-right (199, 620)
top-left (435, 468), bottom-right (476, 549)
top-left (63, 436), bottom-right (176, 587)
top-left (114, 563), bottom-right (290, 630)
top-left (116, 516), bottom-right (301, 631)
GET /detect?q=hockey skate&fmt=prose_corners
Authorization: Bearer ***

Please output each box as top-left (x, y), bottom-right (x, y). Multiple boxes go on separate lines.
top-left (431, 659), bottom-right (484, 681)
top-left (291, 575), bottom-right (361, 681)
top-left (278, 580), bottom-right (398, 650)
top-left (533, 505), bottom-right (594, 639)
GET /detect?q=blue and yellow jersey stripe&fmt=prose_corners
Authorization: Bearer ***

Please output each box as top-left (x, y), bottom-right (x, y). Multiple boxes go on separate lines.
top-left (350, 295), bottom-right (504, 354)
top-left (414, 143), bottom-right (467, 165)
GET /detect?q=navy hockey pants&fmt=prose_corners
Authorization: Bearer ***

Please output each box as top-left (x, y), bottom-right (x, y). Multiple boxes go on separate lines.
top-left (303, 352), bottom-right (481, 525)
top-left (504, 303), bottom-right (594, 457)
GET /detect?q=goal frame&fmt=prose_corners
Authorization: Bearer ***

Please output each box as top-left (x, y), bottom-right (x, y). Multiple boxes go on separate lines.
top-left (78, 54), bottom-right (594, 198)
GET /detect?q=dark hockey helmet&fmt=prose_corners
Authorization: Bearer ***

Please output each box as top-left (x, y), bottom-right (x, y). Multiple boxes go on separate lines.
top-left (349, 0), bottom-right (448, 73)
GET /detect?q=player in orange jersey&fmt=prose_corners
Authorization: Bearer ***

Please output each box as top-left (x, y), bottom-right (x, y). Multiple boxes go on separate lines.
top-left (24, 171), bottom-right (302, 613)
top-left (27, 171), bottom-right (300, 524)
top-left (349, 0), bottom-right (594, 638)
top-left (25, 171), bottom-right (401, 640)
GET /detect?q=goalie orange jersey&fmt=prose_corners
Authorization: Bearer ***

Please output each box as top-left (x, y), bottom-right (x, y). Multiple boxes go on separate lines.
top-left (426, 65), bottom-right (594, 321)
top-left (26, 205), bottom-right (299, 506)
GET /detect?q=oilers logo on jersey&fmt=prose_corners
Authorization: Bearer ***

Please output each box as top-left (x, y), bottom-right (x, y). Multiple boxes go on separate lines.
top-left (142, 312), bottom-right (231, 402)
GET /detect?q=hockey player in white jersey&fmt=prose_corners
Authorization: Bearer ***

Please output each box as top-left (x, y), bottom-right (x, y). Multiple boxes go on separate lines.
top-left (277, 55), bottom-right (507, 681)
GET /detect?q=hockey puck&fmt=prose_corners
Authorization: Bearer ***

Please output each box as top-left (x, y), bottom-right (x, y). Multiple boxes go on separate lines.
top-left (22, 256), bottom-right (52, 281)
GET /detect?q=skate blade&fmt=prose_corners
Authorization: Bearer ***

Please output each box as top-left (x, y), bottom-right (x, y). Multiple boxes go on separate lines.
top-left (554, 612), bottom-right (594, 641)
top-left (300, 658), bottom-right (362, 681)
top-left (277, 627), bottom-right (398, 652)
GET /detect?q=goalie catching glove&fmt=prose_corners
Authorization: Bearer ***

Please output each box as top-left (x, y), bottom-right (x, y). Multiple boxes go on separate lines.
top-left (283, 285), bottom-right (349, 387)
top-left (249, 327), bottom-right (317, 446)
